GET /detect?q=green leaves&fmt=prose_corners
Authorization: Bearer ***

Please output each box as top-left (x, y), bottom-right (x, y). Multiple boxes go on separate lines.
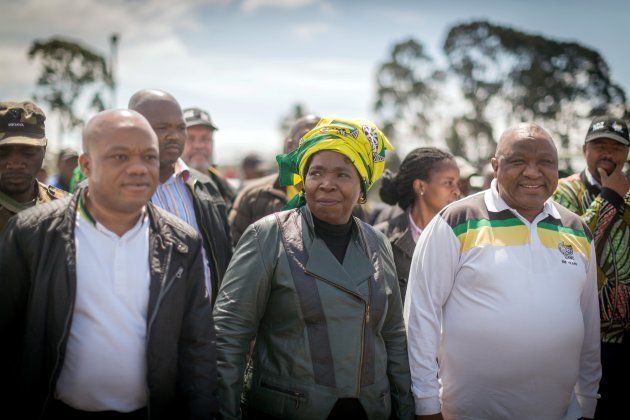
top-left (28, 37), bottom-right (112, 141)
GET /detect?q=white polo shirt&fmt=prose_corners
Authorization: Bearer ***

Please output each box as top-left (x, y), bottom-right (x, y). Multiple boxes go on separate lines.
top-left (55, 197), bottom-right (150, 412)
top-left (404, 180), bottom-right (601, 419)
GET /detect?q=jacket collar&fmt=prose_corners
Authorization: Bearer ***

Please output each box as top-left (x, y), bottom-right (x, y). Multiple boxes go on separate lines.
top-left (386, 212), bottom-right (416, 259)
top-left (300, 205), bottom-right (375, 298)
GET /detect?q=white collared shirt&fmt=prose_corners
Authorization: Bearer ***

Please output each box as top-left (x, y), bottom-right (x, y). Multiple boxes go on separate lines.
top-left (404, 180), bottom-right (601, 419)
top-left (55, 202), bottom-right (151, 412)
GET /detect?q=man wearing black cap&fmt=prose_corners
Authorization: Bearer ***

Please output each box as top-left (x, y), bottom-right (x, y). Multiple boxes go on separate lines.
top-left (553, 116), bottom-right (630, 418)
top-left (0, 101), bottom-right (66, 231)
top-left (182, 107), bottom-right (235, 207)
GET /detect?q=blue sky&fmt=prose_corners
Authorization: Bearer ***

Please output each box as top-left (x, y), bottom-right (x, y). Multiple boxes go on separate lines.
top-left (1, 0), bottom-right (628, 164)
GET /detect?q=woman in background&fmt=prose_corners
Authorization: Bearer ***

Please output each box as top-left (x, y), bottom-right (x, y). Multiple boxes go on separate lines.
top-left (376, 147), bottom-right (460, 300)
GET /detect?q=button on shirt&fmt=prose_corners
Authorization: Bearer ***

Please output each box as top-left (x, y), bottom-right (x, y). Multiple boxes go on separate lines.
top-left (55, 198), bottom-right (150, 412)
top-left (151, 159), bottom-right (212, 300)
top-left (404, 180), bottom-right (601, 419)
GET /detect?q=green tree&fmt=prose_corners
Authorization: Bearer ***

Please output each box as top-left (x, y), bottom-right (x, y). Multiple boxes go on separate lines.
top-left (28, 37), bottom-right (113, 142)
top-left (374, 38), bottom-right (444, 145)
top-left (444, 21), bottom-right (627, 165)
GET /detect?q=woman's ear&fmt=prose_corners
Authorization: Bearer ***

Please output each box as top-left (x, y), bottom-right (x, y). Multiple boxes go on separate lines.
top-left (412, 178), bottom-right (425, 196)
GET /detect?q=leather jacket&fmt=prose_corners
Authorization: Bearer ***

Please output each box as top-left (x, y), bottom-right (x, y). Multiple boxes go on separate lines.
top-left (0, 189), bottom-right (218, 419)
top-left (214, 205), bottom-right (414, 419)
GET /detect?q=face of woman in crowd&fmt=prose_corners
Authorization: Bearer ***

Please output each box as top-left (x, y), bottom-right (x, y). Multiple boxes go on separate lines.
top-left (415, 159), bottom-right (461, 215)
top-left (304, 150), bottom-right (362, 225)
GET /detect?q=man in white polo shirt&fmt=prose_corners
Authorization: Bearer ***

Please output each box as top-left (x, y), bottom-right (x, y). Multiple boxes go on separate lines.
top-left (404, 123), bottom-right (601, 420)
top-left (0, 109), bottom-right (217, 418)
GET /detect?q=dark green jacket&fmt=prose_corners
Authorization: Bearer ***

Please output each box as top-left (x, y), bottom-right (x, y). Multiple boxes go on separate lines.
top-left (214, 206), bottom-right (414, 419)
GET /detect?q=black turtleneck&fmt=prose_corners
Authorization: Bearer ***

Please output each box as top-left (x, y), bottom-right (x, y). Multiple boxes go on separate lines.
top-left (312, 215), bottom-right (353, 263)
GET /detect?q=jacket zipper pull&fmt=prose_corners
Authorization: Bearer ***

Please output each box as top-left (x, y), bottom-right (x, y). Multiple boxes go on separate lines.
top-left (365, 305), bottom-right (371, 324)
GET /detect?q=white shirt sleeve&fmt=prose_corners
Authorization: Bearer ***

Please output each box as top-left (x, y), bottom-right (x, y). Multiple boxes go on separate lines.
top-left (575, 241), bottom-right (602, 418)
top-left (403, 215), bottom-right (460, 416)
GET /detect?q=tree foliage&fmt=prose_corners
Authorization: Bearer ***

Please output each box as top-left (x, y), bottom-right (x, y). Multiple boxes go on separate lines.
top-left (374, 38), bottom-right (444, 144)
top-left (444, 21), bottom-right (627, 163)
top-left (28, 37), bottom-right (112, 140)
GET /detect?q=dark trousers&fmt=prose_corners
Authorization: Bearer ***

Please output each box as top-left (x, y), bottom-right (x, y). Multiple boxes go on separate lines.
top-left (595, 338), bottom-right (630, 419)
top-left (47, 399), bottom-right (148, 419)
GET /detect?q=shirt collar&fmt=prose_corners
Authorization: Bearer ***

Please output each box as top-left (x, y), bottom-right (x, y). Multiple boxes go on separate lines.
top-left (78, 188), bottom-right (148, 236)
top-left (407, 208), bottom-right (423, 243)
top-left (485, 178), bottom-right (560, 220)
top-left (172, 158), bottom-right (191, 183)
top-left (584, 168), bottom-right (601, 188)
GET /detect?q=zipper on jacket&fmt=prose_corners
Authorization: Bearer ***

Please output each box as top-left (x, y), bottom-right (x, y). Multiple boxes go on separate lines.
top-left (260, 381), bottom-right (304, 409)
top-left (145, 242), bottom-right (173, 419)
top-left (304, 268), bottom-right (368, 398)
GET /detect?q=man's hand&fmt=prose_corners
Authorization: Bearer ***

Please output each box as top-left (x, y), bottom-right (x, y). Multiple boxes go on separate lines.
top-left (416, 414), bottom-right (444, 420)
top-left (598, 164), bottom-right (629, 197)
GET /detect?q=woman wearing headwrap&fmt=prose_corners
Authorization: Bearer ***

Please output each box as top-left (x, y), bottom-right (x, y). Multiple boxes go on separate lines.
top-left (375, 147), bottom-right (460, 301)
top-left (214, 117), bottom-right (414, 419)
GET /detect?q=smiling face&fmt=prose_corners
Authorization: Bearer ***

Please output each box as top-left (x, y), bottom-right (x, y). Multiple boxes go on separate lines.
top-left (183, 125), bottom-right (214, 171)
top-left (81, 119), bottom-right (159, 215)
top-left (583, 138), bottom-right (629, 183)
top-left (304, 150), bottom-right (362, 225)
top-left (492, 126), bottom-right (558, 221)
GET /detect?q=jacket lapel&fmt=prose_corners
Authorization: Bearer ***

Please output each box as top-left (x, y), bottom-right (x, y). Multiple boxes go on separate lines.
top-left (301, 206), bottom-right (373, 299)
top-left (342, 234), bottom-right (375, 289)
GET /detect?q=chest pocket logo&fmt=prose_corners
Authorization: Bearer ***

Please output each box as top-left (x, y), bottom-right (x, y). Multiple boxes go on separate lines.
top-left (558, 241), bottom-right (577, 265)
top-left (558, 241), bottom-right (574, 260)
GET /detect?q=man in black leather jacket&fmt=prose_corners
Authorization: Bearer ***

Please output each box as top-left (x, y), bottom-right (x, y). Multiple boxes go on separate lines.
top-left (0, 109), bottom-right (217, 419)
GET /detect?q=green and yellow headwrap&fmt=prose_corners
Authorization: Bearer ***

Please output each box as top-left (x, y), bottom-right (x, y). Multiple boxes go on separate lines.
top-left (276, 117), bottom-right (393, 209)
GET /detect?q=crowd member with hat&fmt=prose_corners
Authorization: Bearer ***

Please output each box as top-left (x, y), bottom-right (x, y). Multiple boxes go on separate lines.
top-left (214, 117), bottom-right (414, 419)
top-left (47, 147), bottom-right (79, 192)
top-left (553, 116), bottom-right (630, 418)
top-left (0, 101), bottom-right (66, 231)
top-left (129, 89), bottom-right (232, 306)
top-left (376, 147), bottom-right (460, 301)
top-left (228, 115), bottom-right (320, 246)
top-left (182, 106), bottom-right (236, 207)
top-left (0, 109), bottom-right (217, 418)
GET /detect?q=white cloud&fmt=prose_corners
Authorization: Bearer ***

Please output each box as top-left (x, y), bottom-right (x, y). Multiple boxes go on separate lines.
top-left (240, 0), bottom-right (328, 13)
top-left (291, 22), bottom-right (331, 40)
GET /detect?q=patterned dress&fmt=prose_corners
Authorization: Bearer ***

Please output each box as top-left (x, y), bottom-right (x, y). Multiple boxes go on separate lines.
top-left (554, 170), bottom-right (630, 344)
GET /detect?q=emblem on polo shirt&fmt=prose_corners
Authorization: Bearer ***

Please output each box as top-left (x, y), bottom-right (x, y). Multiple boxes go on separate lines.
top-left (558, 241), bottom-right (575, 260)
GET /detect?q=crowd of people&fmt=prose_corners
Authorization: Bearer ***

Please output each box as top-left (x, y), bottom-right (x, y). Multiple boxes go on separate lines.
top-left (0, 94), bottom-right (628, 420)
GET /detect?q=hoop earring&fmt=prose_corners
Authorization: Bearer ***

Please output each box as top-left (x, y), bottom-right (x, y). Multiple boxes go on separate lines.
top-left (359, 194), bottom-right (367, 204)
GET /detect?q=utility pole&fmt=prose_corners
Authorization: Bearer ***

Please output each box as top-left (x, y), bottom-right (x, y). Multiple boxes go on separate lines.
top-left (109, 33), bottom-right (119, 108)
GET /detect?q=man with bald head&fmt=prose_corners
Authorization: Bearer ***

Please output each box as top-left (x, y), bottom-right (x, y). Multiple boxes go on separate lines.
top-left (129, 89), bottom-right (231, 305)
top-left (0, 109), bottom-right (218, 418)
top-left (404, 123), bottom-right (601, 419)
